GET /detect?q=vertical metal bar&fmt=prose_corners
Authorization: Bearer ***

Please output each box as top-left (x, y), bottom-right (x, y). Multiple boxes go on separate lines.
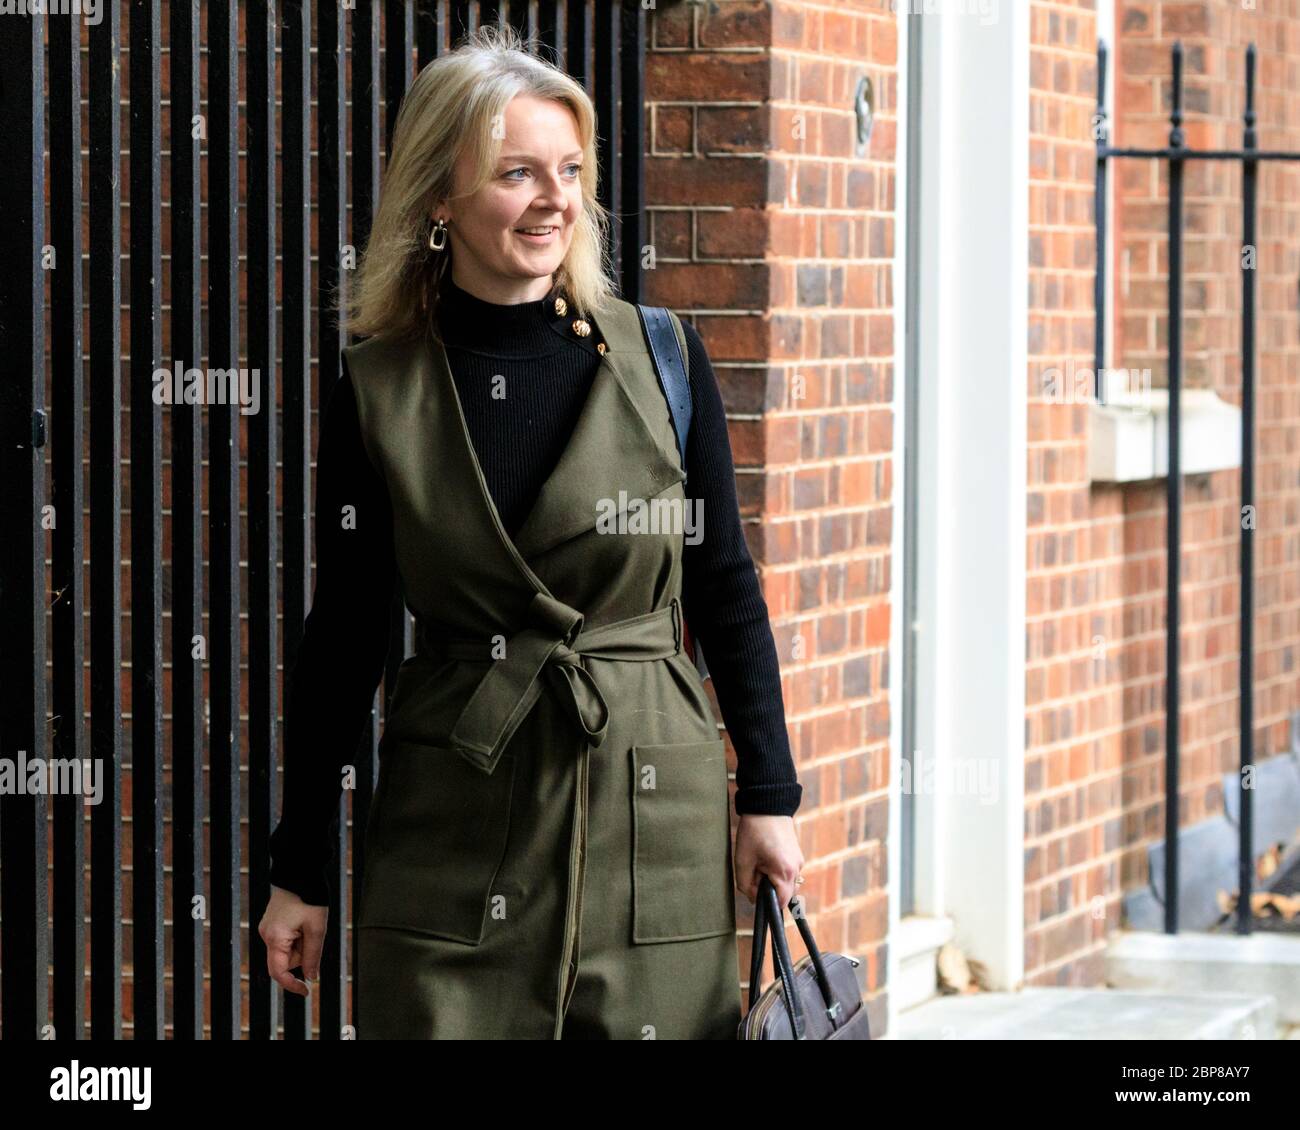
top-left (382, 5), bottom-right (419, 937)
top-left (538, 0), bottom-right (561, 66)
top-left (416, 0), bottom-right (443, 66)
top-left (48, 6), bottom-right (87, 1045)
top-left (129, 0), bottom-right (165, 1040)
top-left (1164, 41), bottom-right (1185, 936)
top-left (505, 0), bottom-right (533, 39)
top-left (618, 0), bottom-right (646, 304)
top-left (1094, 40), bottom-right (1109, 404)
top-left (350, 0), bottom-right (382, 1039)
top-left (280, 0), bottom-right (313, 1040)
top-left (382, 4), bottom-right (415, 740)
top-left (355, 0), bottom-right (381, 255)
top-left (247, 0), bottom-right (280, 1038)
top-left (88, 0), bottom-right (125, 1041)
top-left (169, 0), bottom-right (206, 1042)
top-left (0, 6), bottom-right (48, 1042)
top-left (451, 0), bottom-right (474, 42)
top-left (594, 2), bottom-right (620, 284)
top-left (566, 0), bottom-right (591, 89)
top-left (385, 1), bottom-right (415, 155)
top-left (319, 0), bottom-right (349, 1037)
top-left (208, 0), bottom-right (243, 1035)
top-left (1237, 43), bottom-right (1258, 937)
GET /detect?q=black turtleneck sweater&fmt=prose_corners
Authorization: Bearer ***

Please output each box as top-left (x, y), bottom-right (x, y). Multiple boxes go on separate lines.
top-left (268, 276), bottom-right (802, 907)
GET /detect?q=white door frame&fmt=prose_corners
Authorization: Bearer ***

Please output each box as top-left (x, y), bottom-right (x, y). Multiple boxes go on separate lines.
top-left (888, 2), bottom-right (1029, 1032)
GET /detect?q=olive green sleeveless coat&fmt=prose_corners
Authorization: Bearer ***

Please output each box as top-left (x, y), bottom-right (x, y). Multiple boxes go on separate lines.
top-left (345, 296), bottom-right (743, 1039)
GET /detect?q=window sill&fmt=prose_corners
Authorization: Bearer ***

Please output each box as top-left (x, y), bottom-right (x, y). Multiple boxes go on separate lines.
top-left (1088, 388), bottom-right (1241, 484)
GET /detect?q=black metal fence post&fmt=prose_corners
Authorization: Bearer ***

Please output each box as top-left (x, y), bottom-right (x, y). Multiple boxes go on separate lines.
top-left (129, 0), bottom-right (166, 1038)
top-left (0, 10), bottom-right (49, 1042)
top-left (1237, 45), bottom-right (1259, 936)
top-left (170, 0), bottom-right (207, 1042)
top-left (247, 0), bottom-right (280, 1038)
top-left (208, 0), bottom-right (243, 1039)
top-left (1093, 40), bottom-right (1108, 406)
top-left (280, 0), bottom-right (314, 1041)
top-left (318, 0), bottom-right (349, 1040)
top-left (349, 0), bottom-right (383, 1041)
top-left (48, 7), bottom-right (87, 1044)
top-left (88, 0), bottom-right (126, 1038)
top-left (1164, 40), bottom-right (1185, 937)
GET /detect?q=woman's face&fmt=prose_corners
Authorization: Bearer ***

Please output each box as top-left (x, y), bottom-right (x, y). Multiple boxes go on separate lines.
top-left (438, 95), bottom-right (585, 301)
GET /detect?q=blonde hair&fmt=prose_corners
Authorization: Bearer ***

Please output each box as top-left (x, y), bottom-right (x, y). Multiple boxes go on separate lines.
top-left (340, 23), bottom-right (618, 343)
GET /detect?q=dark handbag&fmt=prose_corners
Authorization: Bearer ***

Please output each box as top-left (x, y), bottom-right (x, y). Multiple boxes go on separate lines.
top-left (635, 303), bottom-right (710, 682)
top-left (738, 875), bottom-right (871, 1040)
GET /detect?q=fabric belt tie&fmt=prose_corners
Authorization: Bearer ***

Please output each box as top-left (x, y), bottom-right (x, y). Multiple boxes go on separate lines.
top-left (421, 593), bottom-right (684, 776)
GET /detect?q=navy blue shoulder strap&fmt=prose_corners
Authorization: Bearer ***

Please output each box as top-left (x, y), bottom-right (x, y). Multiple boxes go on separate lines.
top-left (635, 304), bottom-right (709, 679)
top-left (635, 304), bottom-right (692, 481)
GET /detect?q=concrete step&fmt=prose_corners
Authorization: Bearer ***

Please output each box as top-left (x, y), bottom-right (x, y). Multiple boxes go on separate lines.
top-left (1105, 931), bottom-right (1300, 1025)
top-left (893, 987), bottom-right (1277, 1039)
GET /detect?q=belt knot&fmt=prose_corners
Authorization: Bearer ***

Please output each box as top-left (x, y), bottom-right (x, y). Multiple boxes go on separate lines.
top-left (428, 594), bottom-right (683, 775)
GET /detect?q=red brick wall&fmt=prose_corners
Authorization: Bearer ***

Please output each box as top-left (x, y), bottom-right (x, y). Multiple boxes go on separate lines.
top-left (1026, 0), bottom-right (1300, 986)
top-left (646, 0), bottom-right (897, 1019)
top-left (1026, 0), bottom-right (1114, 986)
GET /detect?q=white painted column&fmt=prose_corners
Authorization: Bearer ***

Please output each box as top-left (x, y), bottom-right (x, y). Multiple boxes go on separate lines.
top-left (889, 0), bottom-right (1029, 1029)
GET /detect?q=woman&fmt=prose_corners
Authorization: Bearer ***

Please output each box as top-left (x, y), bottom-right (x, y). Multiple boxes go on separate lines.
top-left (259, 25), bottom-right (803, 1040)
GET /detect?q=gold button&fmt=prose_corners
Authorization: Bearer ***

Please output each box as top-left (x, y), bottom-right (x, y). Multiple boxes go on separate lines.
top-left (572, 319), bottom-right (591, 337)
top-left (596, 342), bottom-right (607, 355)
top-left (554, 296), bottom-right (567, 317)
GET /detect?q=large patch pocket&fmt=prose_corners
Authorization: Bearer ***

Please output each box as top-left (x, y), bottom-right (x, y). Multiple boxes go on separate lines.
top-left (358, 740), bottom-right (516, 945)
top-left (630, 738), bottom-right (736, 943)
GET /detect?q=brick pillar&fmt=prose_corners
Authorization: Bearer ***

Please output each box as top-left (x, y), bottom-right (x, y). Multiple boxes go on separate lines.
top-left (1025, 0), bottom-right (1111, 987)
top-left (646, 0), bottom-right (899, 1017)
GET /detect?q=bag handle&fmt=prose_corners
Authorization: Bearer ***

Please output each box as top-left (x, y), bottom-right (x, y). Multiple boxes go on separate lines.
top-left (790, 893), bottom-right (844, 1023)
top-left (749, 875), bottom-right (849, 1037)
top-left (748, 875), bottom-right (807, 1039)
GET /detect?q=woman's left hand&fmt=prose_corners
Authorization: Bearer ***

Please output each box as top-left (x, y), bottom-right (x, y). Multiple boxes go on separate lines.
top-left (733, 813), bottom-right (805, 909)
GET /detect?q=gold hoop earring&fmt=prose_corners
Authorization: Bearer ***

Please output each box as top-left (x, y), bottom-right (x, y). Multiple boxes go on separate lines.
top-left (429, 218), bottom-right (448, 251)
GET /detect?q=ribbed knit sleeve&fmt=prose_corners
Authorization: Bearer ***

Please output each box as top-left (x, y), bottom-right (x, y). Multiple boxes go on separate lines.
top-left (677, 321), bottom-right (802, 817)
top-left (268, 367), bottom-right (396, 906)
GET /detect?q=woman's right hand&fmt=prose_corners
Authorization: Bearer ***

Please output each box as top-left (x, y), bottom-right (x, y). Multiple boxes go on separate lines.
top-left (259, 884), bottom-right (329, 996)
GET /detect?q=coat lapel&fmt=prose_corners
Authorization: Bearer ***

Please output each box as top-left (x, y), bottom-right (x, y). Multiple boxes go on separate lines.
top-left (423, 306), bottom-right (684, 577)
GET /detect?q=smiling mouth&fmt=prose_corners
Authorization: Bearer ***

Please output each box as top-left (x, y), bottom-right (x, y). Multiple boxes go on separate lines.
top-left (514, 225), bottom-right (560, 235)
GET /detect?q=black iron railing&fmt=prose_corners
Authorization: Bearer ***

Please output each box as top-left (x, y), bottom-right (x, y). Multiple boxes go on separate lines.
top-left (0, 0), bottom-right (651, 1041)
top-left (1093, 39), bottom-right (1300, 936)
